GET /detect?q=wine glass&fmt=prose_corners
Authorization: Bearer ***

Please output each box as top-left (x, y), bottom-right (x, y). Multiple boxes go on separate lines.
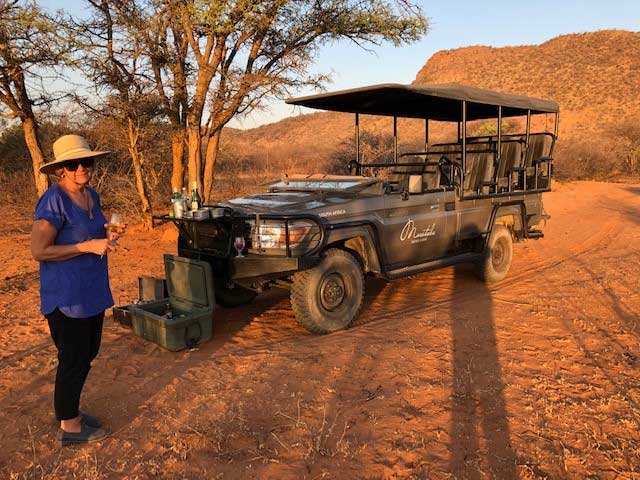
top-left (106, 212), bottom-right (125, 244)
top-left (99, 213), bottom-right (124, 259)
top-left (234, 236), bottom-right (246, 258)
top-left (107, 212), bottom-right (124, 230)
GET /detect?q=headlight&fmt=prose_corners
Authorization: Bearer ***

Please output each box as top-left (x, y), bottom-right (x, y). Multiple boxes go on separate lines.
top-left (253, 221), bottom-right (314, 250)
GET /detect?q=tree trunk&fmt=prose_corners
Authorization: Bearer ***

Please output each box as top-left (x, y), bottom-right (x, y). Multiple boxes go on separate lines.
top-left (23, 117), bottom-right (49, 196)
top-left (127, 121), bottom-right (153, 229)
top-left (186, 122), bottom-right (202, 193)
top-left (203, 128), bottom-right (222, 204)
top-left (185, 63), bottom-right (215, 195)
top-left (170, 128), bottom-right (186, 191)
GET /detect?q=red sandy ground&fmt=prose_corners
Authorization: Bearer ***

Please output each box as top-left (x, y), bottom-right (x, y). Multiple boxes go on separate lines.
top-left (0, 181), bottom-right (639, 479)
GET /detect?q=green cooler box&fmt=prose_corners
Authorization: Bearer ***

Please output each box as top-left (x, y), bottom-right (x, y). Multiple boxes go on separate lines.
top-left (130, 254), bottom-right (215, 351)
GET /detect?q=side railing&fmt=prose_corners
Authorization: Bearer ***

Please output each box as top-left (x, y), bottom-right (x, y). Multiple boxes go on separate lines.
top-left (349, 133), bottom-right (555, 199)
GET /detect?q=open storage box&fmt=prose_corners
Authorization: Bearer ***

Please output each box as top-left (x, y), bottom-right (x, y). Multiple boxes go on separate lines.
top-left (113, 277), bottom-right (168, 327)
top-left (129, 254), bottom-right (215, 351)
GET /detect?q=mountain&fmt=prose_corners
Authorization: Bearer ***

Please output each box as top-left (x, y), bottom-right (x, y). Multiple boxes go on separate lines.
top-left (414, 30), bottom-right (640, 138)
top-left (223, 30), bottom-right (640, 179)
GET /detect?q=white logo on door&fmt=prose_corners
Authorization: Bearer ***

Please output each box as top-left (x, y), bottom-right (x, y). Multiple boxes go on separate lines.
top-left (400, 219), bottom-right (436, 243)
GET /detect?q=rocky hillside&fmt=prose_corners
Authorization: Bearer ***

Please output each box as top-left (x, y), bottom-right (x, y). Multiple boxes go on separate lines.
top-left (415, 30), bottom-right (640, 137)
top-left (224, 30), bottom-right (640, 179)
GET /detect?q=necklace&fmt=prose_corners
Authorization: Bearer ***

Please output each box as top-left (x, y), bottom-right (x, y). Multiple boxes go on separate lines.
top-left (60, 180), bottom-right (93, 219)
top-left (84, 188), bottom-right (94, 220)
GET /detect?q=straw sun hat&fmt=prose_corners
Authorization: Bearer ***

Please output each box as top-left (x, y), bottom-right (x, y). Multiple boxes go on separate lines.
top-left (39, 135), bottom-right (111, 175)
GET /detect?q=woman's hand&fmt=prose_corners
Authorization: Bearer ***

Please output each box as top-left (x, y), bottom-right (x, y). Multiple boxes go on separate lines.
top-left (105, 223), bottom-right (126, 243)
top-left (80, 238), bottom-right (116, 256)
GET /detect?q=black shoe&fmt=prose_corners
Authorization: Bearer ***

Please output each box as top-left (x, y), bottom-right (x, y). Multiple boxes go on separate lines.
top-left (56, 424), bottom-right (110, 446)
top-left (80, 411), bottom-right (102, 428)
top-left (53, 411), bottom-right (102, 428)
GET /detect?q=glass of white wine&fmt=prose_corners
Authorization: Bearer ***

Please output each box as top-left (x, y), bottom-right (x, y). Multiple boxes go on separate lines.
top-left (106, 212), bottom-right (125, 243)
top-left (100, 213), bottom-right (124, 259)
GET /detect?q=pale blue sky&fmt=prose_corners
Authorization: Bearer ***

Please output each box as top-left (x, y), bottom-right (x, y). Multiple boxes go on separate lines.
top-left (41, 0), bottom-right (640, 129)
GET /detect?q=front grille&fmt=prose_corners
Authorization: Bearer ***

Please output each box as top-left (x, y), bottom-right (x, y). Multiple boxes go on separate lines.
top-left (194, 221), bottom-right (230, 255)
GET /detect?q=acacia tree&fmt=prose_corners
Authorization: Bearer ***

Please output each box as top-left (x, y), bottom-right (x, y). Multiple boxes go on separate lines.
top-left (113, 0), bottom-right (190, 191)
top-left (611, 120), bottom-right (640, 175)
top-left (173, 0), bottom-right (428, 202)
top-left (75, 0), bottom-right (161, 228)
top-left (0, 0), bottom-right (69, 196)
top-left (149, 15), bottom-right (189, 192)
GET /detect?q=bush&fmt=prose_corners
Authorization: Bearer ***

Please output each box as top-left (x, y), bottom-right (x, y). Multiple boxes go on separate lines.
top-left (330, 131), bottom-right (395, 173)
top-left (469, 119), bottom-right (516, 137)
top-left (0, 124), bottom-right (31, 172)
top-left (0, 117), bottom-right (175, 220)
top-left (554, 138), bottom-right (613, 180)
top-left (608, 119), bottom-right (640, 176)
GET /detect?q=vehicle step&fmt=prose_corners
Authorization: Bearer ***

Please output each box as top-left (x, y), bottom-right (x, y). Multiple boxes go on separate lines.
top-left (526, 229), bottom-right (544, 239)
top-left (385, 252), bottom-right (481, 280)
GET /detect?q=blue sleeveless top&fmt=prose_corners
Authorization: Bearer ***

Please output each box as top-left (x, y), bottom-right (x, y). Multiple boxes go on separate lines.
top-left (34, 184), bottom-right (114, 318)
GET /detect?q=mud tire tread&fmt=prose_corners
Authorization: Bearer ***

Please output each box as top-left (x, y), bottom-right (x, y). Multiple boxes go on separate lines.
top-left (291, 248), bottom-right (365, 334)
top-left (476, 225), bottom-right (513, 283)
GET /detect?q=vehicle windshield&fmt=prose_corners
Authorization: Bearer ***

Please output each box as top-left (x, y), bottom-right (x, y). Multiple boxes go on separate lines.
top-left (269, 180), bottom-right (362, 190)
top-left (266, 176), bottom-right (381, 192)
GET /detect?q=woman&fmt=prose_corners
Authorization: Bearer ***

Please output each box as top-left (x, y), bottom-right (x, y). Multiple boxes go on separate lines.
top-left (31, 134), bottom-right (124, 446)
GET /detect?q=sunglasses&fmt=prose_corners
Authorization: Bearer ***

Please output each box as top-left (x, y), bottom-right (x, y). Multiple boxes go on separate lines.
top-left (62, 159), bottom-right (95, 171)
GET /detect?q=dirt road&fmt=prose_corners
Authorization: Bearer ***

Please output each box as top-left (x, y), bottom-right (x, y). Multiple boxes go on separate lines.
top-left (1, 181), bottom-right (639, 479)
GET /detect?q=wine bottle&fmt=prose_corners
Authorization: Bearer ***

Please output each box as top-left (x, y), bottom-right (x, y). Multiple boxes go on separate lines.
top-left (169, 187), bottom-right (180, 217)
top-left (190, 181), bottom-right (201, 211)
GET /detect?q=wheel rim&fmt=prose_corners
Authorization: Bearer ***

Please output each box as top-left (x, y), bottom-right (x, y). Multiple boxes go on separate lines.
top-left (492, 237), bottom-right (507, 271)
top-left (319, 273), bottom-right (346, 311)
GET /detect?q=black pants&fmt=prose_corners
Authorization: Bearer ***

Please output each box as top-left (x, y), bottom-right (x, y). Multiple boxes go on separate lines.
top-left (45, 308), bottom-right (104, 421)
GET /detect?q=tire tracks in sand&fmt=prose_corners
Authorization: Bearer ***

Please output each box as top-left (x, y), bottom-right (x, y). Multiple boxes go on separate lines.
top-left (0, 199), bottom-right (624, 372)
top-left (203, 208), bottom-right (624, 358)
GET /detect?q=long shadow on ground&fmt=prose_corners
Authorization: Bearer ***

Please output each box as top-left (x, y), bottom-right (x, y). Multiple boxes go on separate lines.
top-left (449, 265), bottom-right (516, 479)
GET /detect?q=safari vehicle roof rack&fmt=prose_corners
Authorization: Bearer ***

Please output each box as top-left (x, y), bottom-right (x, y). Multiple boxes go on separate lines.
top-left (286, 83), bottom-right (559, 120)
top-left (287, 83), bottom-right (560, 198)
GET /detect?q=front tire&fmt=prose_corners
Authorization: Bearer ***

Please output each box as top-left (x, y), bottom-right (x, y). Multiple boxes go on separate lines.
top-left (475, 225), bottom-right (513, 282)
top-left (291, 249), bottom-right (365, 334)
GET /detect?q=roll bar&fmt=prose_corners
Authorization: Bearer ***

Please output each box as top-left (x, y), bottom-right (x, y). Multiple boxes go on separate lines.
top-left (351, 107), bottom-right (559, 198)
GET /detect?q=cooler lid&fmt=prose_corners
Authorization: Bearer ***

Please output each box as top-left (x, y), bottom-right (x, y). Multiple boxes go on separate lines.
top-left (163, 254), bottom-right (215, 309)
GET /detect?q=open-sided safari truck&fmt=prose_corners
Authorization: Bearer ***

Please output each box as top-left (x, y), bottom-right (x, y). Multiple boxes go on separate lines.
top-left (153, 83), bottom-right (559, 339)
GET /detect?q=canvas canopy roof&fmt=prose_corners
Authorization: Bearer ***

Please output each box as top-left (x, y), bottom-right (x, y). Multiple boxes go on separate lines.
top-left (286, 83), bottom-right (559, 122)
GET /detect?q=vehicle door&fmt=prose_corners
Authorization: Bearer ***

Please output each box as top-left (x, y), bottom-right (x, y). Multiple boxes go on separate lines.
top-left (381, 187), bottom-right (456, 268)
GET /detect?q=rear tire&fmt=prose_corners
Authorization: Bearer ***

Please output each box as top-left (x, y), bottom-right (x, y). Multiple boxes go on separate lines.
top-left (291, 249), bottom-right (365, 334)
top-left (475, 225), bottom-right (513, 282)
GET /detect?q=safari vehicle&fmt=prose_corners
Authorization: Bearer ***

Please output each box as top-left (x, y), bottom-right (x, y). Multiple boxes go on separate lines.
top-left (169, 84), bottom-right (559, 334)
